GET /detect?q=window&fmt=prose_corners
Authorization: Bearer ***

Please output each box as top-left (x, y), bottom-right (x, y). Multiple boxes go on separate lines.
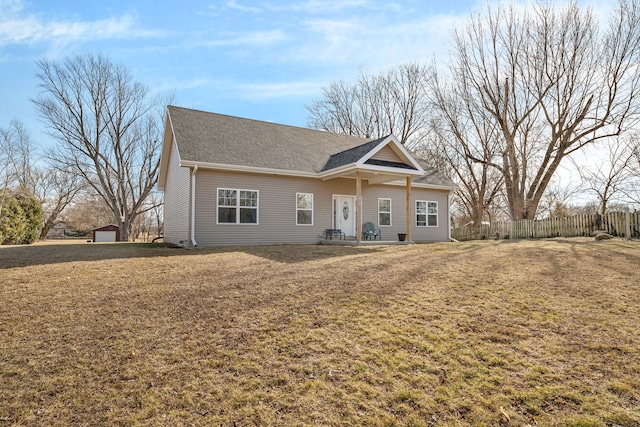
top-left (416, 200), bottom-right (438, 227)
top-left (378, 198), bottom-right (391, 226)
top-left (217, 188), bottom-right (258, 224)
top-left (296, 193), bottom-right (313, 225)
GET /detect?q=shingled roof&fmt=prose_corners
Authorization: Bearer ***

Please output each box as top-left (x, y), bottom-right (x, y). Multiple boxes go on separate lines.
top-left (321, 137), bottom-right (387, 171)
top-left (168, 106), bottom-right (375, 173)
top-left (415, 164), bottom-right (457, 187)
top-left (164, 105), bottom-right (456, 188)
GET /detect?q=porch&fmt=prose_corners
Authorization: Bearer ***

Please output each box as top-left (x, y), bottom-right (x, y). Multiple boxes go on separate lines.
top-left (319, 237), bottom-right (414, 246)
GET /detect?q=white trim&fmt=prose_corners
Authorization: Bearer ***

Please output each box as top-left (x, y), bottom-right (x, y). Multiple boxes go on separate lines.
top-left (383, 179), bottom-right (458, 191)
top-left (180, 159), bottom-right (426, 182)
top-left (296, 192), bottom-right (314, 226)
top-left (378, 198), bottom-right (392, 227)
top-left (367, 173), bottom-right (407, 185)
top-left (428, 201), bottom-right (439, 227)
top-left (319, 163), bottom-right (358, 180)
top-left (416, 200), bottom-right (438, 227)
top-left (322, 164), bottom-right (423, 182)
top-left (358, 164), bottom-right (423, 176)
top-left (158, 110), bottom-right (180, 191)
top-left (179, 159), bottom-right (456, 190)
top-left (447, 193), bottom-right (452, 241)
top-left (332, 194), bottom-right (357, 236)
top-left (356, 135), bottom-right (425, 175)
top-left (182, 160), bottom-right (318, 179)
top-left (216, 187), bottom-right (259, 225)
top-left (190, 165), bottom-right (198, 246)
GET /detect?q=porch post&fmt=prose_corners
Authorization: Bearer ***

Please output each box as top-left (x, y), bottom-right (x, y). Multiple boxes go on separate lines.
top-left (406, 176), bottom-right (412, 242)
top-left (356, 171), bottom-right (362, 243)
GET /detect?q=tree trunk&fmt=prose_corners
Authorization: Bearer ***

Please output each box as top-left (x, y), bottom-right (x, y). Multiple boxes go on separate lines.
top-left (39, 208), bottom-right (59, 240)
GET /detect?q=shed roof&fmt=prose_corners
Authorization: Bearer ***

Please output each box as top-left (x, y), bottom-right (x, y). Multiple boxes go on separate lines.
top-left (92, 224), bottom-right (119, 231)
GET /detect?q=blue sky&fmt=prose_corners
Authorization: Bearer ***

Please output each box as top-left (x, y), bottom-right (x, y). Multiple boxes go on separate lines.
top-left (0, 0), bottom-right (481, 148)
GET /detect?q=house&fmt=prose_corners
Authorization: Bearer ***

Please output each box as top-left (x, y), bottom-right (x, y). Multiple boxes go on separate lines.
top-left (45, 222), bottom-right (69, 239)
top-left (157, 106), bottom-right (457, 246)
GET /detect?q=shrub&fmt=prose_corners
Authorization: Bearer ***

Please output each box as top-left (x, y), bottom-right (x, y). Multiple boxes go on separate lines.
top-left (16, 191), bottom-right (43, 244)
top-left (0, 194), bottom-right (26, 245)
top-left (0, 189), bottom-right (43, 245)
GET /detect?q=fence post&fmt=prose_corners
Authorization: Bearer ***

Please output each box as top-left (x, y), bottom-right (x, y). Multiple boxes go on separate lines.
top-left (626, 208), bottom-right (631, 240)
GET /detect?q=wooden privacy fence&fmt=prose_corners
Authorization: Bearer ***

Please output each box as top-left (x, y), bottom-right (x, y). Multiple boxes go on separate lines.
top-left (452, 212), bottom-right (640, 241)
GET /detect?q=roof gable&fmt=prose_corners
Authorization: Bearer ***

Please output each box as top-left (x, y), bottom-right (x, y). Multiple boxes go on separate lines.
top-left (321, 135), bottom-right (423, 174)
top-left (370, 145), bottom-right (404, 163)
top-left (321, 137), bottom-right (386, 171)
top-left (355, 135), bottom-right (423, 172)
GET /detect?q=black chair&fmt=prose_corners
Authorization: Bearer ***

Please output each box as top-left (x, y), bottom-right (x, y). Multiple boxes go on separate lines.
top-left (325, 229), bottom-right (345, 240)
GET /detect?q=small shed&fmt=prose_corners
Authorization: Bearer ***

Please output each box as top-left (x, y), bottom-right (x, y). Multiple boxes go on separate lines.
top-left (93, 224), bottom-right (120, 242)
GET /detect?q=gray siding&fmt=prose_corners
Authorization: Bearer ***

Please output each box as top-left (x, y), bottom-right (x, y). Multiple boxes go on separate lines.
top-left (191, 170), bottom-right (451, 246)
top-left (410, 187), bottom-right (450, 242)
top-left (194, 171), bottom-right (354, 245)
top-left (363, 184), bottom-right (450, 242)
top-left (371, 145), bottom-right (402, 163)
top-left (163, 140), bottom-right (190, 245)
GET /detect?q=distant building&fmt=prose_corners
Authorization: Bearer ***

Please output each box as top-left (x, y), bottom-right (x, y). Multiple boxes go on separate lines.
top-left (45, 223), bottom-right (70, 239)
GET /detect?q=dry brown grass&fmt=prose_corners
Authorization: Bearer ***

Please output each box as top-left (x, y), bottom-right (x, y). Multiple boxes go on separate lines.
top-left (1, 239), bottom-right (639, 426)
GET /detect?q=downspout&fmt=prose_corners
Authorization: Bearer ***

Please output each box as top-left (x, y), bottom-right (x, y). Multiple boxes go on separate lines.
top-left (406, 176), bottom-right (412, 242)
top-left (448, 192), bottom-right (458, 242)
top-left (356, 171), bottom-right (362, 243)
top-left (190, 164), bottom-right (198, 247)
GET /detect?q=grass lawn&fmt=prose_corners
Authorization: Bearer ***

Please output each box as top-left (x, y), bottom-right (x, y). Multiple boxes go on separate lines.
top-left (1, 239), bottom-right (639, 426)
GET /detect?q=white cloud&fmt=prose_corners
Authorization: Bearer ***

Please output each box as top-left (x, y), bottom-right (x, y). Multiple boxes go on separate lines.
top-left (290, 0), bottom-right (372, 13)
top-left (0, 0), bottom-right (22, 15)
top-left (265, 0), bottom-right (379, 14)
top-left (194, 29), bottom-right (288, 47)
top-left (158, 75), bottom-right (321, 101)
top-left (287, 13), bottom-right (459, 67)
top-left (226, 0), bottom-right (262, 13)
top-left (190, 2), bottom-right (462, 70)
top-left (0, 2), bottom-right (160, 47)
top-left (150, 77), bottom-right (214, 96)
top-left (235, 81), bottom-right (323, 99)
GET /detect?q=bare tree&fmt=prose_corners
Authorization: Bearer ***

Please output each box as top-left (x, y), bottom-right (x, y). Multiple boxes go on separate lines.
top-left (627, 139), bottom-right (640, 206)
top-left (35, 167), bottom-right (86, 239)
top-left (62, 190), bottom-right (114, 232)
top-left (307, 62), bottom-right (432, 148)
top-left (307, 60), bottom-right (504, 223)
top-left (0, 120), bottom-right (38, 190)
top-left (33, 53), bottom-right (168, 241)
top-left (536, 178), bottom-right (582, 218)
top-left (426, 71), bottom-right (506, 226)
top-left (1, 120), bottom-right (88, 240)
top-left (0, 124), bottom-right (14, 218)
top-left (438, 0), bottom-right (640, 220)
top-left (578, 136), bottom-right (637, 215)
top-left (1, 120), bottom-right (38, 224)
top-left (147, 191), bottom-right (164, 238)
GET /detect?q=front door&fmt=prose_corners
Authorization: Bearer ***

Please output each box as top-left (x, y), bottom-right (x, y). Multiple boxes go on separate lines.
top-left (333, 195), bottom-right (356, 237)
